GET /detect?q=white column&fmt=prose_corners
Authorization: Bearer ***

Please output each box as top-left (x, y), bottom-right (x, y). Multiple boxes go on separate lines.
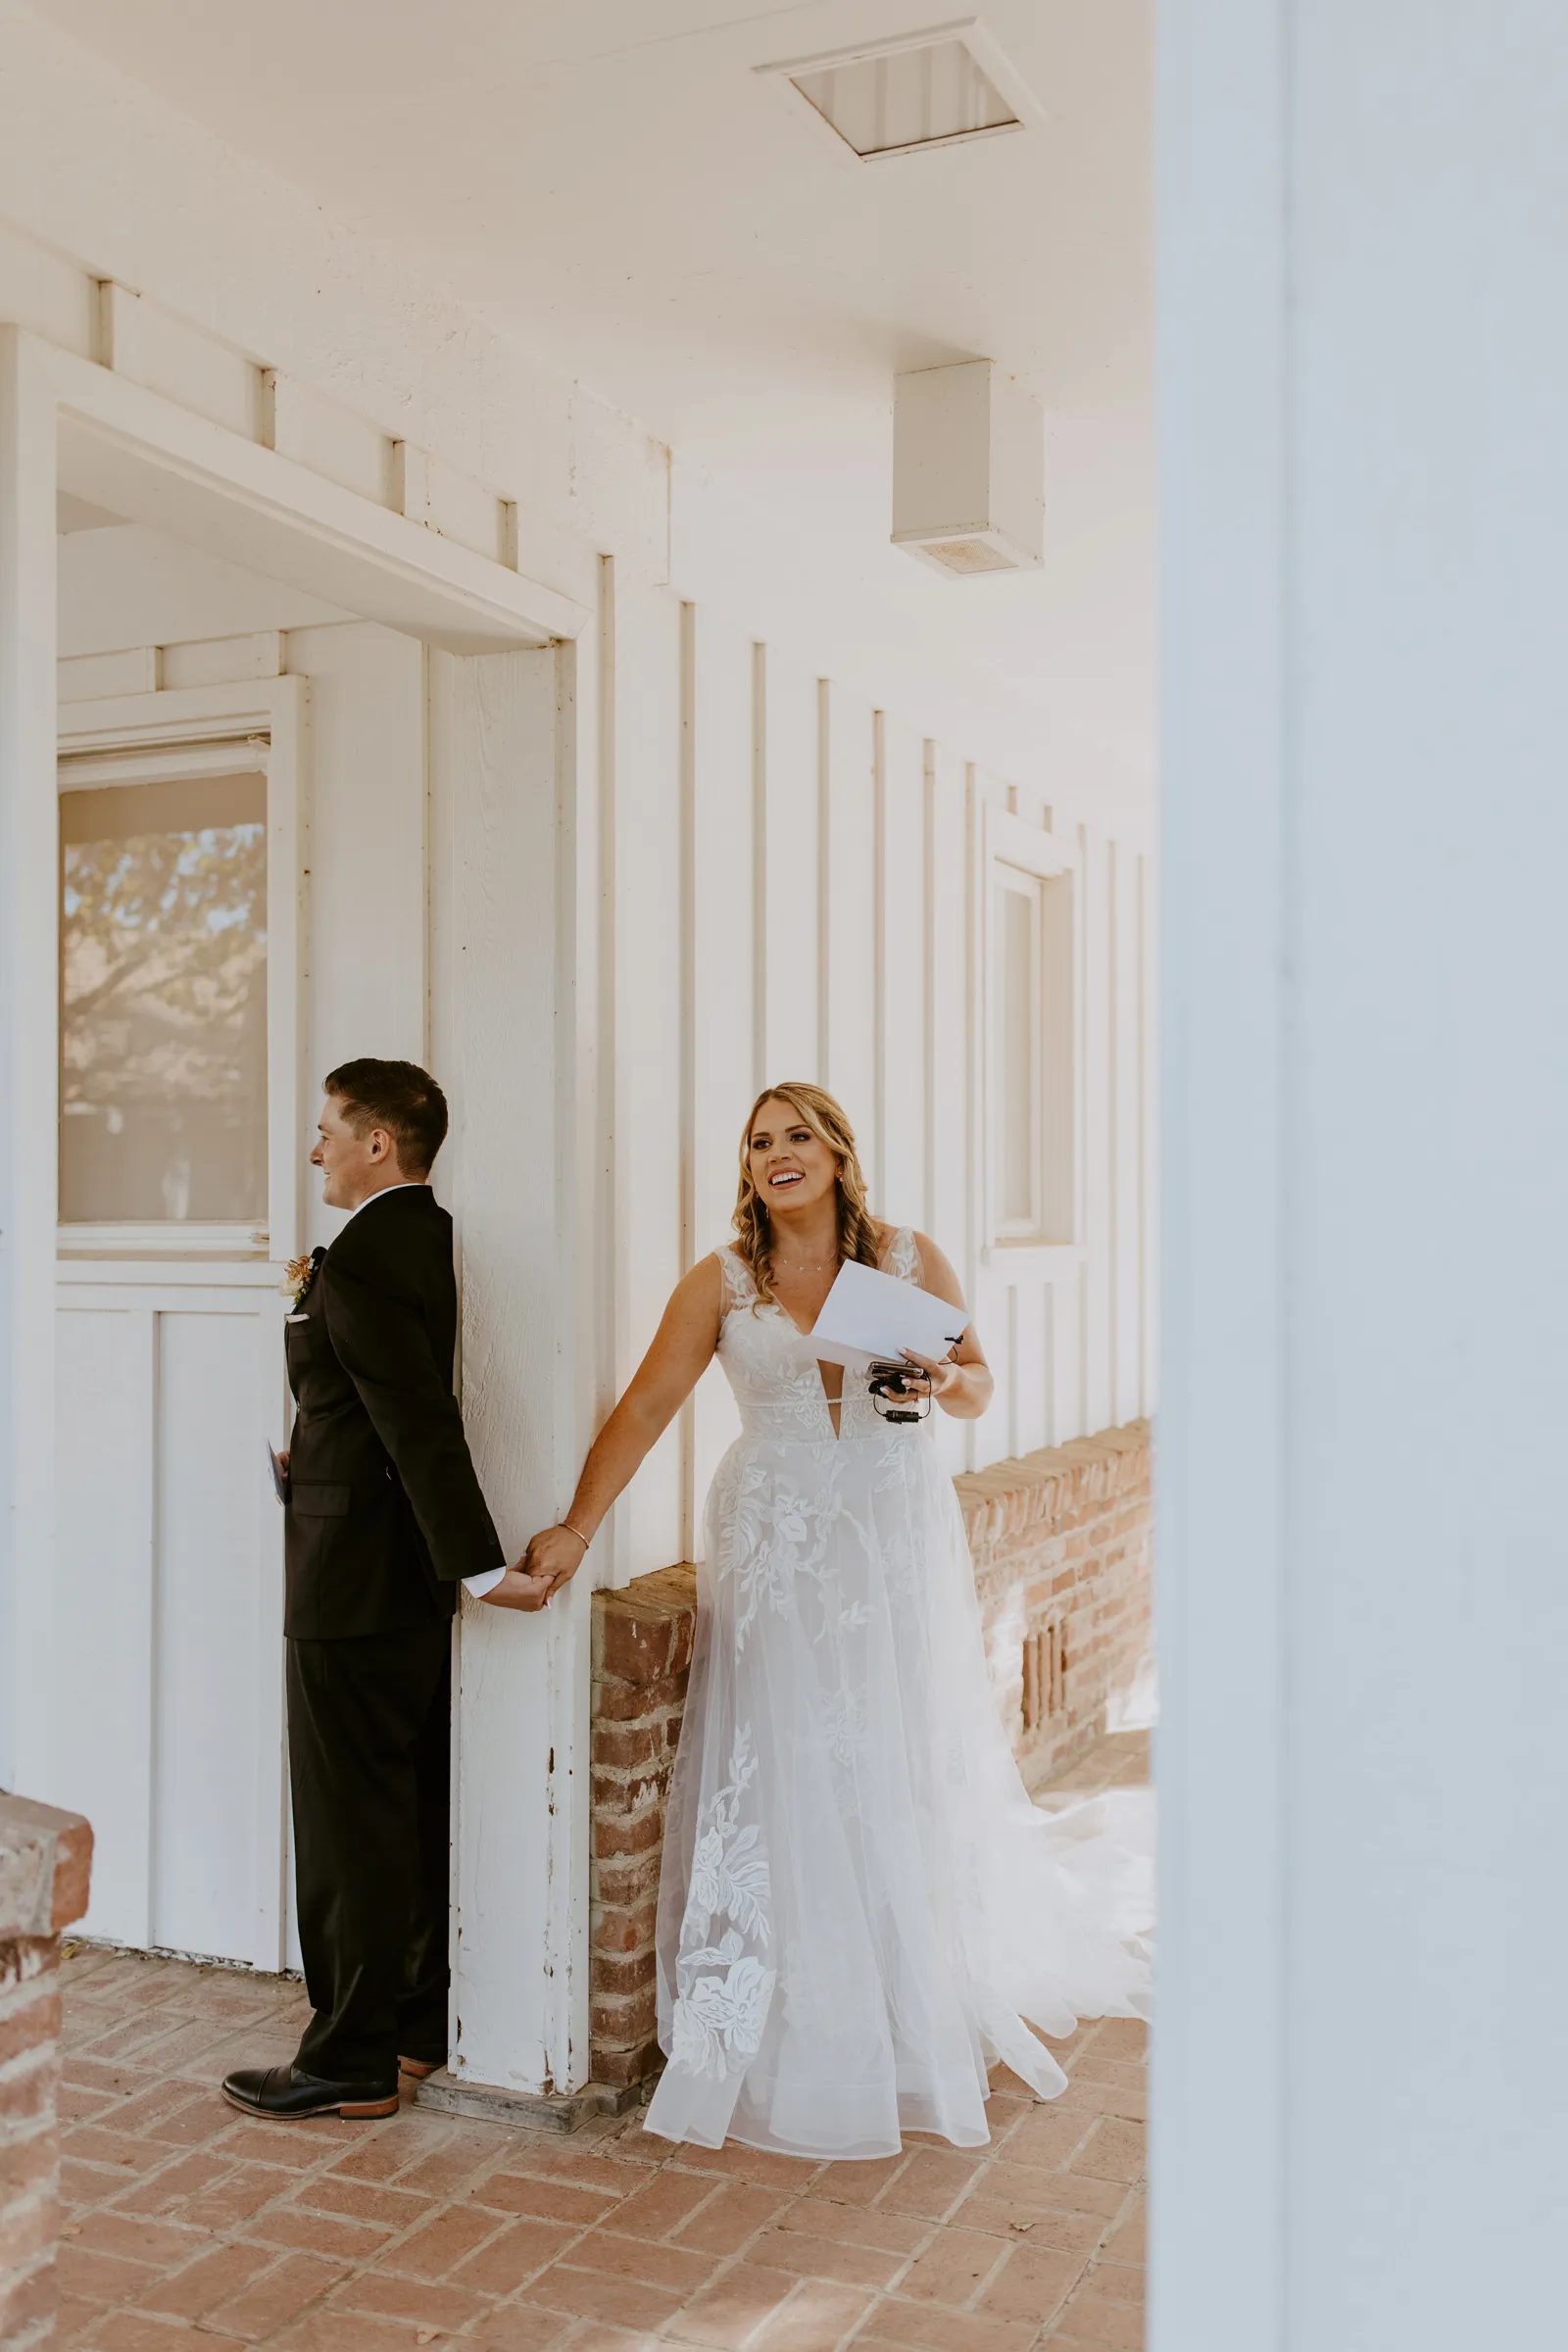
top-left (427, 644), bottom-right (593, 2104)
top-left (1155, 4), bottom-right (1568, 2346)
top-left (0, 329), bottom-right (57, 1792)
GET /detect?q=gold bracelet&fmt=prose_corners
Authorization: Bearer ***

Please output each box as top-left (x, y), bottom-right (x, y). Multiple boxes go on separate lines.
top-left (560, 1522), bottom-right (591, 1549)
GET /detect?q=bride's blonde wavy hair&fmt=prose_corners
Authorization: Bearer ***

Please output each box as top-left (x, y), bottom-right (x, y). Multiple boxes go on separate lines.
top-left (732, 1082), bottom-right (879, 1306)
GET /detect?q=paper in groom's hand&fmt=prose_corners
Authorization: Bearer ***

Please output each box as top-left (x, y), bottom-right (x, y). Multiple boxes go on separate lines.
top-left (267, 1442), bottom-right (289, 1504)
top-left (808, 1259), bottom-right (966, 1372)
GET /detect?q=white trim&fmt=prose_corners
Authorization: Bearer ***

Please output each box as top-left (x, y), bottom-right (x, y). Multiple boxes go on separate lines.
top-left (56, 1259), bottom-right (286, 1293)
top-left (961, 761), bottom-right (984, 1473)
top-left (988, 804), bottom-right (1077, 880)
top-left (58, 676), bottom-right (308, 1262)
top-left (981, 1242), bottom-right (1087, 1283)
top-left (990, 858), bottom-right (1046, 1238)
top-left (56, 678), bottom-right (298, 753)
top-left (42, 337), bottom-right (585, 652)
top-left (57, 1225), bottom-right (270, 1258)
top-left (57, 741), bottom-right (270, 788)
top-left (980, 807), bottom-right (1080, 1252)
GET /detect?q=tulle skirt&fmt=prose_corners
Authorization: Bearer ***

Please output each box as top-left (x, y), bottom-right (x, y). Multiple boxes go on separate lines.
top-left (644, 1426), bottom-right (1153, 2159)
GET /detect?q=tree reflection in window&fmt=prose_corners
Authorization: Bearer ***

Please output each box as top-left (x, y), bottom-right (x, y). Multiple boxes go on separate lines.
top-left (60, 772), bottom-right (268, 1225)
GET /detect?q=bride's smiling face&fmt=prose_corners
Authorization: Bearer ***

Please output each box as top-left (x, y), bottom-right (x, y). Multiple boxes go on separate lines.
top-left (748, 1098), bottom-right (839, 1218)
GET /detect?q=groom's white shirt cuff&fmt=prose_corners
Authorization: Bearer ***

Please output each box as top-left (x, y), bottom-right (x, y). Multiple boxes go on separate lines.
top-left (333, 1187), bottom-right (505, 1600)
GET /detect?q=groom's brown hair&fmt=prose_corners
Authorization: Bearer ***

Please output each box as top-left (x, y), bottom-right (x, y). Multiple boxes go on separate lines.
top-left (324, 1058), bottom-right (449, 1175)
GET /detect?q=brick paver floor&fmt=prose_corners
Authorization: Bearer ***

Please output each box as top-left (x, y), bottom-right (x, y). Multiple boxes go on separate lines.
top-left (56, 1733), bottom-right (1149, 2352)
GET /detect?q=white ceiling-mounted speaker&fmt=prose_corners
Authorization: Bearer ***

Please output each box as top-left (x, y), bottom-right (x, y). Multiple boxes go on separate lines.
top-left (892, 361), bottom-right (1044, 577)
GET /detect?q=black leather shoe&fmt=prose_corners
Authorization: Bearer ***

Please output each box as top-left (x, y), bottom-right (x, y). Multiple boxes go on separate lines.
top-left (220, 2063), bottom-right (399, 2120)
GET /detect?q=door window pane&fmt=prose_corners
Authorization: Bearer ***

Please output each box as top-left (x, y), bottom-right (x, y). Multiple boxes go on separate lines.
top-left (60, 771), bottom-right (268, 1223)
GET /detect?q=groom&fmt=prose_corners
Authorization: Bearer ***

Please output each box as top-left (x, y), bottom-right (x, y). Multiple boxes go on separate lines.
top-left (223, 1058), bottom-right (543, 2122)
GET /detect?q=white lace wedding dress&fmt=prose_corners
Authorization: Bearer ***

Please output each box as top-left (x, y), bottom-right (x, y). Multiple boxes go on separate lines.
top-left (644, 1231), bottom-right (1153, 2159)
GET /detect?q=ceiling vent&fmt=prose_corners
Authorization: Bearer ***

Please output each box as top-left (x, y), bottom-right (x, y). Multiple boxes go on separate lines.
top-left (758, 21), bottom-right (1040, 164)
top-left (892, 362), bottom-right (1044, 578)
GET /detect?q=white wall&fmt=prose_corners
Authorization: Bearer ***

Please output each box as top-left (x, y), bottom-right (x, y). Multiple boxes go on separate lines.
top-left (37, 472), bottom-right (1156, 2015)
top-left (1155, 0), bottom-right (1568, 2344)
top-left (428, 643), bottom-right (592, 2098)
top-left (595, 564), bottom-right (1156, 1587)
top-left (54, 514), bottom-right (1157, 1601)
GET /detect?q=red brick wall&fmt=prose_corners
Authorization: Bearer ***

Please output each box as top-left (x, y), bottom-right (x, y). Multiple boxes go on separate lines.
top-left (589, 1566), bottom-right (699, 2092)
top-left (0, 1794), bottom-right (93, 2352)
top-left (959, 1419), bottom-right (1152, 1791)
top-left (587, 1422), bottom-right (1152, 2090)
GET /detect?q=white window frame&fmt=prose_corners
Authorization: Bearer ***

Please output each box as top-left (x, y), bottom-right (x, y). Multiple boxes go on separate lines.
top-left (980, 806), bottom-right (1082, 1279)
top-left (990, 858), bottom-right (1046, 1238)
top-left (56, 676), bottom-right (307, 1263)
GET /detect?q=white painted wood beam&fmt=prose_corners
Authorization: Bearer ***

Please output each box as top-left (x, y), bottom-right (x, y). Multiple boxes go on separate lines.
top-left (44, 341), bottom-right (586, 653)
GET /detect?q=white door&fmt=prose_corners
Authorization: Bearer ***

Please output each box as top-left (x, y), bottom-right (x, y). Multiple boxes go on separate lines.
top-left (51, 681), bottom-right (304, 1968)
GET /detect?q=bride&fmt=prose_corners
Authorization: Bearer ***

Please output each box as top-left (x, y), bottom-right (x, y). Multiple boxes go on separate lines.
top-left (522, 1082), bottom-right (1152, 2160)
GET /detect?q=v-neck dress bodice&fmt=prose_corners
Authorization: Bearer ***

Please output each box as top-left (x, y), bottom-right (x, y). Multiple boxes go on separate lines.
top-left (644, 1228), bottom-right (1152, 2160)
top-left (711, 1226), bottom-right (920, 1445)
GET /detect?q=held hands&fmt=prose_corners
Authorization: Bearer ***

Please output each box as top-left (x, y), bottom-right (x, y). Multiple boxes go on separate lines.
top-left (478, 1564), bottom-right (553, 1612)
top-left (477, 1524), bottom-right (592, 1612)
top-left (521, 1523), bottom-right (592, 1602)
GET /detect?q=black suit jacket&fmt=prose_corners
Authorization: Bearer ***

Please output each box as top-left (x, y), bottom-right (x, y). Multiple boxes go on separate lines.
top-left (282, 1185), bottom-right (504, 1640)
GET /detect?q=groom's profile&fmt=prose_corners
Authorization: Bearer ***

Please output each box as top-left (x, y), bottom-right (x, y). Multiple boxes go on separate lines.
top-left (223, 1058), bottom-right (542, 2122)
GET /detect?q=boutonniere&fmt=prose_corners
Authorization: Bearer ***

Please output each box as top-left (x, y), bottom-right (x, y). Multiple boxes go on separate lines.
top-left (281, 1252), bottom-right (317, 1310)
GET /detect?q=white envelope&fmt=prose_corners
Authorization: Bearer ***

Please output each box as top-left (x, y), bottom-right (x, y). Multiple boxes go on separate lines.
top-left (808, 1258), bottom-right (967, 1372)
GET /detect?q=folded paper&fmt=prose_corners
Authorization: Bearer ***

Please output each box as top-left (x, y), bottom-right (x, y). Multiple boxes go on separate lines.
top-left (808, 1257), bottom-right (966, 1371)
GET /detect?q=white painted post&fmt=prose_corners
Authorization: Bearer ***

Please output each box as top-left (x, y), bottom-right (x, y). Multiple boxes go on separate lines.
top-left (1155, 2), bottom-right (1568, 2344)
top-left (0, 328), bottom-right (57, 1792)
top-left (426, 645), bottom-right (593, 2107)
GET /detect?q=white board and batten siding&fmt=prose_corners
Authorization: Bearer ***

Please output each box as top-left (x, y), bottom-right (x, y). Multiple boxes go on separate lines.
top-left (592, 564), bottom-right (1157, 1587)
top-left (33, 500), bottom-right (1152, 2012)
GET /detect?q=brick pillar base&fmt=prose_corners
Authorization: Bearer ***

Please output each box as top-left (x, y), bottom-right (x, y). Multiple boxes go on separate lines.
top-left (0, 1795), bottom-right (93, 2352)
top-left (958, 1418), bottom-right (1152, 1790)
top-left (589, 1565), bottom-right (697, 2093)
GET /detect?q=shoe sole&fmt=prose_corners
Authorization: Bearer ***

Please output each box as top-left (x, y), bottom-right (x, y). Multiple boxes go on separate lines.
top-left (220, 2084), bottom-right (400, 2120)
top-left (398, 2056), bottom-right (440, 2079)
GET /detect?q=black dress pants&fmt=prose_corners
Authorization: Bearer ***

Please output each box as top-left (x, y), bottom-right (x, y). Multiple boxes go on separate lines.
top-left (286, 1623), bottom-right (452, 2084)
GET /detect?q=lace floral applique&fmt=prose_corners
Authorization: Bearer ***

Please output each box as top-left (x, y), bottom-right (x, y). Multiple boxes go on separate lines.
top-left (823, 1686), bottom-right (870, 1767)
top-left (668, 1724), bottom-right (777, 2082)
top-left (886, 1224), bottom-right (921, 1282)
top-left (669, 1935), bottom-right (774, 2080)
top-left (728, 1462), bottom-right (846, 1650)
top-left (718, 1248), bottom-right (756, 1316)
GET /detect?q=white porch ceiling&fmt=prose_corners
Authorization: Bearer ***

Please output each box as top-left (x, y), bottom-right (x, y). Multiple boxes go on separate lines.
top-left (28, 0), bottom-right (1153, 802)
